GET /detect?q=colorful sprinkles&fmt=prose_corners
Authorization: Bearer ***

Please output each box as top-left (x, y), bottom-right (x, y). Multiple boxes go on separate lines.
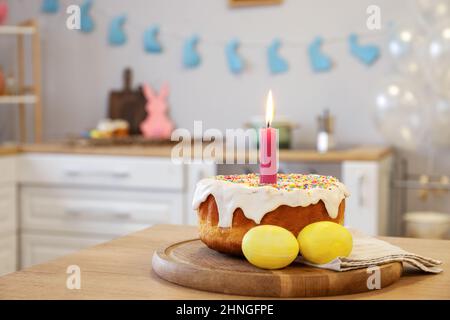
top-left (214, 173), bottom-right (341, 191)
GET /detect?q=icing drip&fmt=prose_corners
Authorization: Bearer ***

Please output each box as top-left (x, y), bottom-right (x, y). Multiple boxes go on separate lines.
top-left (192, 174), bottom-right (350, 228)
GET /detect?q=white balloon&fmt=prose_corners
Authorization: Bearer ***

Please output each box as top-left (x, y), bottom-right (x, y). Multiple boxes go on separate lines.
top-left (416, 0), bottom-right (450, 27)
top-left (426, 20), bottom-right (450, 97)
top-left (388, 22), bottom-right (426, 77)
top-left (373, 76), bottom-right (429, 151)
top-left (431, 98), bottom-right (450, 147)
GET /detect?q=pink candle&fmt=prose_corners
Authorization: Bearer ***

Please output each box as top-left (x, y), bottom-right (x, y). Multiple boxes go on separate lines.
top-left (259, 91), bottom-right (278, 184)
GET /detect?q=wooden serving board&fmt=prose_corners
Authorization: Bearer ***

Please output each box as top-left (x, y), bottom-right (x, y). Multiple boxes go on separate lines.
top-left (108, 68), bottom-right (147, 135)
top-left (152, 239), bottom-right (403, 298)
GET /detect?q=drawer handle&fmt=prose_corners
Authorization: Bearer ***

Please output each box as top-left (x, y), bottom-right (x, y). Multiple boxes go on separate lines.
top-left (65, 209), bottom-right (131, 220)
top-left (358, 174), bottom-right (366, 207)
top-left (111, 171), bottom-right (130, 178)
top-left (64, 169), bottom-right (130, 179)
top-left (112, 213), bottom-right (131, 220)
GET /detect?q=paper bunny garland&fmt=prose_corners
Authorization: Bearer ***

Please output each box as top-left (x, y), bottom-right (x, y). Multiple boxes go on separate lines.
top-left (37, 3), bottom-right (382, 73)
top-left (140, 83), bottom-right (174, 139)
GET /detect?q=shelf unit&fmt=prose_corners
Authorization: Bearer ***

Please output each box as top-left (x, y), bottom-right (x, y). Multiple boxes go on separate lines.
top-left (0, 95), bottom-right (38, 104)
top-left (0, 20), bottom-right (42, 143)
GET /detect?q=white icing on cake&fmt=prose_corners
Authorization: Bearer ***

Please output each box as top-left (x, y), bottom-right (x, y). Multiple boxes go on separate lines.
top-left (192, 174), bottom-right (350, 228)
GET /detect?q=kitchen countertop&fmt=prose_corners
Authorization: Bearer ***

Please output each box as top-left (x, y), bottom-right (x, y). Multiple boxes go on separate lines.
top-left (0, 225), bottom-right (448, 300)
top-left (0, 143), bottom-right (392, 162)
top-left (0, 146), bottom-right (19, 156)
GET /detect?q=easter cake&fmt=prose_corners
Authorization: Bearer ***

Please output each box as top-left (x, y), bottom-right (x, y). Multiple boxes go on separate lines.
top-left (192, 173), bottom-right (350, 256)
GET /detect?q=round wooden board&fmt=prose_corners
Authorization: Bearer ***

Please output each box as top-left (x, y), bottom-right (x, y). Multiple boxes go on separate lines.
top-left (152, 239), bottom-right (403, 298)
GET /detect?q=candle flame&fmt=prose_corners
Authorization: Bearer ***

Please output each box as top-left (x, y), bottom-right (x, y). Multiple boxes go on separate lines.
top-left (266, 90), bottom-right (275, 127)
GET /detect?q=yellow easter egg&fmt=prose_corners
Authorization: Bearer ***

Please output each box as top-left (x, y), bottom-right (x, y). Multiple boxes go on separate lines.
top-left (90, 130), bottom-right (100, 139)
top-left (242, 225), bottom-right (299, 270)
top-left (297, 221), bottom-right (353, 265)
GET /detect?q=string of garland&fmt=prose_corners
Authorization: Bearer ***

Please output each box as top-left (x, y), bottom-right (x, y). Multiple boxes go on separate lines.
top-left (42, 0), bottom-right (384, 74)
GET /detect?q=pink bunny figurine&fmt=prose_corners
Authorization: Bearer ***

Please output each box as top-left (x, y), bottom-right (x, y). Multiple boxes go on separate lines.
top-left (140, 83), bottom-right (175, 139)
top-left (0, 2), bottom-right (8, 25)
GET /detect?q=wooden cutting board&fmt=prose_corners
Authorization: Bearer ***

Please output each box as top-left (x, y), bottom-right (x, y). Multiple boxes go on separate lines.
top-left (152, 239), bottom-right (403, 298)
top-left (108, 68), bottom-right (147, 135)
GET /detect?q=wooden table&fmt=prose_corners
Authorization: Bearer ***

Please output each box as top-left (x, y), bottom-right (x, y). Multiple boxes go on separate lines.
top-left (0, 225), bottom-right (448, 300)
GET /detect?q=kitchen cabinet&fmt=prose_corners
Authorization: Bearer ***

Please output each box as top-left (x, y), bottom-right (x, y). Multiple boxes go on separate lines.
top-left (17, 153), bottom-right (214, 268)
top-left (0, 156), bottom-right (17, 276)
top-left (0, 235), bottom-right (16, 274)
top-left (0, 186), bottom-right (17, 234)
top-left (0, 145), bottom-right (393, 272)
top-left (185, 162), bottom-right (217, 225)
top-left (18, 154), bottom-right (184, 190)
top-left (21, 187), bottom-right (183, 235)
top-left (342, 157), bottom-right (392, 235)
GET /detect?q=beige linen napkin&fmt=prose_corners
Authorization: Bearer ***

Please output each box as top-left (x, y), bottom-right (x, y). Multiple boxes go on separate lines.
top-left (298, 230), bottom-right (443, 273)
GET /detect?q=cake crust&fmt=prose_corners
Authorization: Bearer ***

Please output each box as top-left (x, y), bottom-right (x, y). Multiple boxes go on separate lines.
top-left (198, 194), bottom-right (346, 256)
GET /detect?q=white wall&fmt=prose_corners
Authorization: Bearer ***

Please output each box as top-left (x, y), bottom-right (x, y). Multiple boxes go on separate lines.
top-left (1, 0), bottom-right (449, 212)
top-left (2, 0), bottom-right (409, 143)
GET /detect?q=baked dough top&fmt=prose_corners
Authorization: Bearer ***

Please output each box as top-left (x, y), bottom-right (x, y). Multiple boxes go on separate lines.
top-left (215, 173), bottom-right (342, 191)
top-left (193, 174), bottom-right (350, 228)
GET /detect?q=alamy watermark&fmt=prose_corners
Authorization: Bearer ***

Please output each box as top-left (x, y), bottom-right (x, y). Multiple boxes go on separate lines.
top-left (170, 121), bottom-right (260, 165)
top-left (66, 5), bottom-right (81, 30)
top-left (366, 5), bottom-right (381, 30)
top-left (66, 265), bottom-right (81, 290)
top-left (366, 266), bottom-right (381, 290)
top-left (65, 4), bottom-right (382, 32)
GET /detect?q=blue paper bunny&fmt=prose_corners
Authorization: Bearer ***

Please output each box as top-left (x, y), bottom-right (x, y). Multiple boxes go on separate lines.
top-left (308, 36), bottom-right (332, 72)
top-left (42, 0), bottom-right (59, 14)
top-left (144, 25), bottom-right (163, 53)
top-left (349, 34), bottom-right (380, 66)
top-left (108, 15), bottom-right (127, 46)
top-left (267, 38), bottom-right (289, 74)
top-left (80, 0), bottom-right (94, 33)
top-left (226, 39), bottom-right (244, 74)
top-left (183, 35), bottom-right (201, 68)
